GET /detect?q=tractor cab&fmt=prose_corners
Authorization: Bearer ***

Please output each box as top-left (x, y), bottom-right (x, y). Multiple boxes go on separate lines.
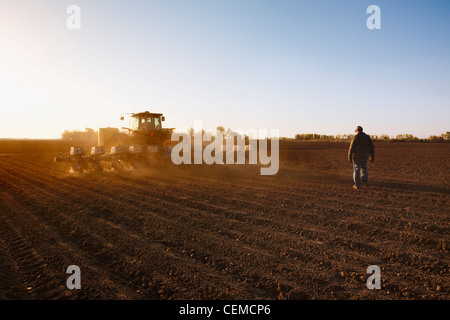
top-left (118, 110), bottom-right (172, 147)
top-left (128, 111), bottom-right (165, 133)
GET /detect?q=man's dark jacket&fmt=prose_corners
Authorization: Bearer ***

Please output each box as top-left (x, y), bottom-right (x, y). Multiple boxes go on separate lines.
top-left (348, 132), bottom-right (375, 161)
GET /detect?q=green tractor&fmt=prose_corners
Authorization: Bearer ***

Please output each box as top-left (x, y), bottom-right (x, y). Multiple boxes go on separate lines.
top-left (55, 111), bottom-right (175, 172)
top-left (99, 111), bottom-right (173, 148)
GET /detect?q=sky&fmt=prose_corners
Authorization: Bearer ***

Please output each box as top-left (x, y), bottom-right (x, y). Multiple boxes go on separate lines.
top-left (0, 0), bottom-right (449, 139)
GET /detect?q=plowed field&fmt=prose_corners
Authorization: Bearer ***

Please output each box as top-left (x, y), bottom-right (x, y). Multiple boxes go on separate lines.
top-left (0, 141), bottom-right (448, 300)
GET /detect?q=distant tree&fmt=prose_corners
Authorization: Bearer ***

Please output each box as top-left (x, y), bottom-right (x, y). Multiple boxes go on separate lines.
top-left (216, 126), bottom-right (226, 136)
top-left (61, 128), bottom-right (98, 141)
top-left (294, 133), bottom-right (336, 141)
top-left (394, 134), bottom-right (419, 142)
top-left (428, 135), bottom-right (444, 142)
top-left (225, 128), bottom-right (243, 140)
top-left (188, 127), bottom-right (195, 138)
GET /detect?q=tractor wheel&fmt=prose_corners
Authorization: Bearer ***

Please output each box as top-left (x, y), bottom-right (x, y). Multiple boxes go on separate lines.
top-left (93, 162), bottom-right (103, 173)
top-left (111, 160), bottom-right (123, 173)
top-left (131, 132), bottom-right (147, 146)
top-left (71, 162), bottom-right (83, 173)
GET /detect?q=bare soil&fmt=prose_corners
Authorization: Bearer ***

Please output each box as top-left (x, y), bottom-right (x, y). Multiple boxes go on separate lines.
top-left (0, 140), bottom-right (448, 300)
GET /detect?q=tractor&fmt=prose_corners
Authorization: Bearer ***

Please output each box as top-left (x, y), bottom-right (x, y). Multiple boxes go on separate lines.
top-left (55, 111), bottom-right (175, 173)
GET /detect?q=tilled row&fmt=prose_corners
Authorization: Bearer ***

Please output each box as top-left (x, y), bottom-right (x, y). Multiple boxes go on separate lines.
top-left (0, 154), bottom-right (448, 299)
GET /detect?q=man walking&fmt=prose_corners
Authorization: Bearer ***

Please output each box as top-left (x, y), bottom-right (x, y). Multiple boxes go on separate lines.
top-left (348, 126), bottom-right (374, 189)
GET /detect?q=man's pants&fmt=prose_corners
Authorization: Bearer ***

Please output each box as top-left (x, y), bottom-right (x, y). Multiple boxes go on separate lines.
top-left (353, 157), bottom-right (368, 188)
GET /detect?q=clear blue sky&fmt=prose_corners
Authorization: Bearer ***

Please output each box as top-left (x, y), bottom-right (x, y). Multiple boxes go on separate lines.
top-left (0, 0), bottom-right (449, 138)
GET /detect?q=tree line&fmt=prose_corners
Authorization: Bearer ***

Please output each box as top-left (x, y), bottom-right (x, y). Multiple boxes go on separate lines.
top-left (61, 128), bottom-right (97, 141)
top-left (294, 132), bottom-right (450, 142)
top-left (61, 127), bottom-right (450, 143)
